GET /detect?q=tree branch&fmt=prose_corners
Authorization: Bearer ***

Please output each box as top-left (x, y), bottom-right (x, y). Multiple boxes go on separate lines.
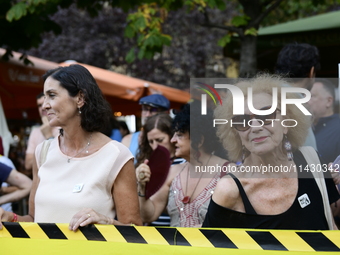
top-left (261, 0), bottom-right (275, 7)
top-left (201, 9), bottom-right (243, 36)
top-left (248, 0), bottom-right (285, 28)
top-left (203, 9), bottom-right (210, 24)
top-left (201, 22), bottom-right (243, 35)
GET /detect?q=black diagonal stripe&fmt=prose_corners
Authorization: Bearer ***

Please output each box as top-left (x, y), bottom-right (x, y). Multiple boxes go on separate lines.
top-left (247, 231), bottom-right (287, 251)
top-left (38, 223), bottom-right (67, 239)
top-left (115, 225), bottom-right (147, 244)
top-left (297, 232), bottom-right (340, 252)
top-left (155, 227), bottom-right (191, 246)
top-left (3, 222), bottom-right (29, 238)
top-left (199, 229), bottom-right (237, 249)
top-left (79, 225), bottom-right (106, 241)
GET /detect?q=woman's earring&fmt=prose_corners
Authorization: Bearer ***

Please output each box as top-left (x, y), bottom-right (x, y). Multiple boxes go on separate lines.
top-left (284, 135), bottom-right (293, 161)
top-left (78, 107), bottom-right (81, 114)
top-left (242, 145), bottom-right (246, 164)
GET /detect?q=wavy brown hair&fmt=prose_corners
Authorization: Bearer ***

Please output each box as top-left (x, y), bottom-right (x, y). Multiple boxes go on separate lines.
top-left (135, 113), bottom-right (174, 167)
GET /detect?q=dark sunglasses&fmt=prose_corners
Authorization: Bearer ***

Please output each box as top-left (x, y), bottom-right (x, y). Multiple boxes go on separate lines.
top-left (142, 105), bottom-right (162, 113)
top-left (232, 106), bottom-right (280, 131)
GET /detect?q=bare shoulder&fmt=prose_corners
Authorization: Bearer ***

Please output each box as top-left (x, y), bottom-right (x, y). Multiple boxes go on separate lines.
top-left (165, 163), bottom-right (185, 186)
top-left (212, 175), bottom-right (240, 209)
top-left (89, 132), bottom-right (113, 153)
top-left (121, 133), bottom-right (132, 147)
top-left (96, 132), bottom-right (113, 144)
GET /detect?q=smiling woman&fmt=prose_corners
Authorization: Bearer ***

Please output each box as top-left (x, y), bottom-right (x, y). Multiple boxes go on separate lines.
top-left (0, 64), bottom-right (142, 230)
top-left (202, 74), bottom-right (340, 230)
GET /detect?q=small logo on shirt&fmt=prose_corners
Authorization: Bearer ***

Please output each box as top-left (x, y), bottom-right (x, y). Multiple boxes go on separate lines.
top-left (72, 183), bottom-right (84, 193)
top-left (298, 193), bottom-right (311, 208)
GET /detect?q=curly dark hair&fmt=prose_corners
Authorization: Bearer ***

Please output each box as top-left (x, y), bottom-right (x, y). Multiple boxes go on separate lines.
top-left (172, 101), bottom-right (227, 161)
top-left (43, 64), bottom-right (112, 133)
top-left (135, 113), bottom-right (174, 167)
top-left (275, 42), bottom-right (320, 79)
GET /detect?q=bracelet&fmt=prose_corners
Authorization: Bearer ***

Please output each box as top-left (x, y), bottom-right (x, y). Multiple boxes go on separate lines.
top-left (11, 213), bottom-right (18, 222)
top-left (138, 191), bottom-right (145, 197)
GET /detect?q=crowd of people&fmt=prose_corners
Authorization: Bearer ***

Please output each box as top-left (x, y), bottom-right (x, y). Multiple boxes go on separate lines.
top-left (0, 42), bottom-right (340, 232)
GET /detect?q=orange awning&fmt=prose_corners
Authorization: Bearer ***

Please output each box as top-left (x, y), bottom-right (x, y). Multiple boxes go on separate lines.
top-left (0, 49), bottom-right (190, 119)
top-left (59, 61), bottom-right (190, 116)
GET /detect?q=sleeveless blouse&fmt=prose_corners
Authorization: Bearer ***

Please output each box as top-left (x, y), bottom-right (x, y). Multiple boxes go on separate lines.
top-left (167, 172), bottom-right (219, 227)
top-left (34, 137), bottom-right (133, 223)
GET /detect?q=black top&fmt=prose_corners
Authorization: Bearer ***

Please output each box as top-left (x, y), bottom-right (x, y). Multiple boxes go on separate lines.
top-left (0, 162), bottom-right (12, 187)
top-left (202, 150), bottom-right (340, 230)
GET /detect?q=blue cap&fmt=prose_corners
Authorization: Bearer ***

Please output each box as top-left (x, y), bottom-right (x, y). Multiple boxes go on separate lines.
top-left (139, 94), bottom-right (170, 110)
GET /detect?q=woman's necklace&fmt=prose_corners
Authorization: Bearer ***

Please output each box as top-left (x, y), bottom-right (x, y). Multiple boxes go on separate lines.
top-left (182, 154), bottom-right (212, 204)
top-left (65, 133), bottom-right (92, 163)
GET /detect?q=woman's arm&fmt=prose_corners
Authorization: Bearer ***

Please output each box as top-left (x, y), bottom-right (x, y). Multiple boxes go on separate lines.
top-left (0, 169), bottom-right (32, 205)
top-left (68, 159), bottom-right (142, 231)
top-left (113, 159), bottom-right (142, 225)
top-left (0, 157), bottom-right (39, 229)
top-left (136, 164), bottom-right (178, 223)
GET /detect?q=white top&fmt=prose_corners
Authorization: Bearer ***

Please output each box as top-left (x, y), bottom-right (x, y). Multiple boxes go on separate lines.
top-left (34, 137), bottom-right (133, 223)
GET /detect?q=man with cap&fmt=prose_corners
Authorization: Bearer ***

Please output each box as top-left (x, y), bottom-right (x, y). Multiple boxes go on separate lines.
top-left (122, 94), bottom-right (170, 158)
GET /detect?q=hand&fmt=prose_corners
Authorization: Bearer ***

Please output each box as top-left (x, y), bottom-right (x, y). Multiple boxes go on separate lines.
top-left (40, 116), bottom-right (53, 139)
top-left (136, 159), bottom-right (151, 185)
top-left (0, 208), bottom-right (12, 230)
top-left (68, 208), bottom-right (114, 231)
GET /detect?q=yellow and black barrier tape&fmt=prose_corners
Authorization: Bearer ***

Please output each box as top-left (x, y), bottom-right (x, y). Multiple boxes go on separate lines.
top-left (1, 222), bottom-right (340, 254)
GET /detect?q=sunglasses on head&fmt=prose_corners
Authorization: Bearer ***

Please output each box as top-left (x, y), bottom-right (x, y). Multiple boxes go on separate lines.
top-left (231, 106), bottom-right (280, 131)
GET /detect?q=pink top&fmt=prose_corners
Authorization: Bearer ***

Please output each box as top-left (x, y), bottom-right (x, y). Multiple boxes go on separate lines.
top-left (26, 126), bottom-right (59, 154)
top-left (34, 136), bottom-right (133, 223)
top-left (167, 172), bottom-right (219, 227)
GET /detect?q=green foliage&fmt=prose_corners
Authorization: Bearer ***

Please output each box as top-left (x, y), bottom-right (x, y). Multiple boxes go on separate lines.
top-left (125, 47), bottom-right (136, 63)
top-left (183, 0), bottom-right (225, 12)
top-left (1, 0), bottom-right (340, 68)
top-left (245, 27), bottom-right (257, 36)
top-left (217, 34), bottom-right (231, 47)
top-left (6, 2), bottom-right (27, 21)
top-left (123, 3), bottom-right (173, 63)
top-left (231, 15), bottom-right (250, 27)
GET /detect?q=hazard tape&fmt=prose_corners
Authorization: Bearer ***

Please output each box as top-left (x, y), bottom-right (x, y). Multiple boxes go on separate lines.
top-left (1, 222), bottom-right (340, 254)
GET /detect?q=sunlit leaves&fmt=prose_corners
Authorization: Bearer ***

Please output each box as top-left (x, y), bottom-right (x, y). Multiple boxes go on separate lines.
top-left (231, 15), bottom-right (250, 27)
top-left (124, 3), bottom-right (172, 62)
top-left (217, 34), bottom-right (231, 47)
top-left (6, 2), bottom-right (27, 21)
top-left (245, 27), bottom-right (257, 36)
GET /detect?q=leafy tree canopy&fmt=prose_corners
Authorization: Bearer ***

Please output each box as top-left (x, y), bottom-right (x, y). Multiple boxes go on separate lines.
top-left (1, 0), bottom-right (340, 74)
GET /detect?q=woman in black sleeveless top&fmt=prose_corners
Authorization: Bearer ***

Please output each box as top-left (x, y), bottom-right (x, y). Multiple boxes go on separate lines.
top-left (202, 75), bottom-right (339, 230)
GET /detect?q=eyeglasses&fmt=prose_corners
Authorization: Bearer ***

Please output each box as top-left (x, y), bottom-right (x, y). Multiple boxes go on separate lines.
top-left (142, 105), bottom-right (162, 113)
top-left (232, 106), bottom-right (280, 131)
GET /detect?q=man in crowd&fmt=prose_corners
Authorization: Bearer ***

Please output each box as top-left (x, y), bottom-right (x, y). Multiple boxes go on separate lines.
top-left (122, 94), bottom-right (170, 158)
top-left (308, 78), bottom-right (340, 165)
top-left (275, 42), bottom-right (320, 150)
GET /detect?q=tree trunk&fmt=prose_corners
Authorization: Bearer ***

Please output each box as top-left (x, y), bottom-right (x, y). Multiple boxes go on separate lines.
top-left (239, 35), bottom-right (257, 78)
